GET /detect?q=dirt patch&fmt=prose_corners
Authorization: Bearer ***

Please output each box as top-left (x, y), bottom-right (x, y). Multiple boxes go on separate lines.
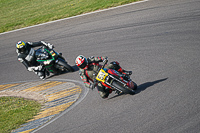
top-left (0, 91), bottom-right (46, 104)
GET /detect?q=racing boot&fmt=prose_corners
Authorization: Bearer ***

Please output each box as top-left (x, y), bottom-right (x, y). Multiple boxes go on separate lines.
top-left (45, 70), bottom-right (50, 76)
top-left (35, 69), bottom-right (46, 80)
top-left (106, 87), bottom-right (112, 94)
top-left (97, 84), bottom-right (110, 99)
top-left (40, 75), bottom-right (46, 80)
top-left (122, 74), bottom-right (130, 81)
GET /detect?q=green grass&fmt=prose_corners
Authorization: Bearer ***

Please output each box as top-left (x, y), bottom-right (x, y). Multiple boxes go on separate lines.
top-left (0, 0), bottom-right (139, 33)
top-left (0, 97), bottom-right (41, 133)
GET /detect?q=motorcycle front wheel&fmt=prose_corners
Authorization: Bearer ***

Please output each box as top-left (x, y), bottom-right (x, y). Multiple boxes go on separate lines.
top-left (57, 59), bottom-right (74, 72)
top-left (112, 80), bottom-right (135, 95)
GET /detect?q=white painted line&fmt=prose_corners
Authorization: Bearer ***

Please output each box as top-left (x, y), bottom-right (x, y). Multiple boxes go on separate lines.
top-left (0, 0), bottom-right (148, 35)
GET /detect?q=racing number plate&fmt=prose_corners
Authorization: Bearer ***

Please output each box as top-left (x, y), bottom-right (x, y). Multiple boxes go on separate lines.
top-left (96, 69), bottom-right (108, 83)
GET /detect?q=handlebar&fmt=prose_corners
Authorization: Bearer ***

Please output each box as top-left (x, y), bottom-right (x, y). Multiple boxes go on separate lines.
top-left (102, 58), bottom-right (108, 69)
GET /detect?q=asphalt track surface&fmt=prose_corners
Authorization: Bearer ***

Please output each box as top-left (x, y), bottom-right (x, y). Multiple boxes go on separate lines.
top-left (0, 0), bottom-right (200, 132)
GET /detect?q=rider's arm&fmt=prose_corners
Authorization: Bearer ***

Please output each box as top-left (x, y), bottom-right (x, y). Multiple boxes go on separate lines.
top-left (27, 41), bottom-right (43, 47)
top-left (27, 41), bottom-right (53, 49)
top-left (79, 70), bottom-right (92, 88)
top-left (18, 57), bottom-right (31, 69)
top-left (89, 56), bottom-right (106, 63)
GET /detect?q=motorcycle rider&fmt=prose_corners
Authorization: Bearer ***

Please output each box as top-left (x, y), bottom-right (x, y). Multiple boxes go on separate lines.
top-left (75, 55), bottom-right (132, 99)
top-left (16, 41), bottom-right (54, 79)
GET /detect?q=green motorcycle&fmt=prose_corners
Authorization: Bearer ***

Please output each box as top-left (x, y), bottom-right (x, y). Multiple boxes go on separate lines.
top-left (35, 46), bottom-right (74, 75)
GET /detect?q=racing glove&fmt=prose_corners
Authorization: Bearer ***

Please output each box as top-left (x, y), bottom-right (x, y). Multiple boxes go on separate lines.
top-left (103, 57), bottom-right (108, 63)
top-left (41, 41), bottom-right (54, 49)
top-left (89, 84), bottom-right (95, 90)
top-left (90, 82), bottom-right (98, 90)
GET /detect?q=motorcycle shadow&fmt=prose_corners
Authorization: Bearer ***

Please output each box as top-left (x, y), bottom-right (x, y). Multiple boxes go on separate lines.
top-left (46, 65), bottom-right (79, 79)
top-left (135, 78), bottom-right (168, 94)
top-left (108, 78), bottom-right (168, 99)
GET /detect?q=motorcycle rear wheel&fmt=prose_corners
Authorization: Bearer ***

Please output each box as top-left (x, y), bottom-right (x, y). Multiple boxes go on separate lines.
top-left (112, 80), bottom-right (135, 95)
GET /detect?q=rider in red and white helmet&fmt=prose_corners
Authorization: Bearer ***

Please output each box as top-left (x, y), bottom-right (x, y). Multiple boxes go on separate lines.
top-left (75, 55), bottom-right (88, 69)
top-left (75, 55), bottom-right (132, 99)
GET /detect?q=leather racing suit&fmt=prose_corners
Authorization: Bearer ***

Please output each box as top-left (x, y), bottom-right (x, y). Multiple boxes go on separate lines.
top-left (16, 41), bottom-right (53, 79)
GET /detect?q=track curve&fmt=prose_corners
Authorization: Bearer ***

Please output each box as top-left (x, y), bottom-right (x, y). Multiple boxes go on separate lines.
top-left (0, 0), bottom-right (200, 132)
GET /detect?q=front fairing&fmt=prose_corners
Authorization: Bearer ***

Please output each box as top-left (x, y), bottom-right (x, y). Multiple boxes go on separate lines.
top-left (36, 48), bottom-right (58, 66)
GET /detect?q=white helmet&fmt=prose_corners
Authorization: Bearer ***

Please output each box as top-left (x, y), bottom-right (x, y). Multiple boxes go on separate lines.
top-left (75, 55), bottom-right (88, 69)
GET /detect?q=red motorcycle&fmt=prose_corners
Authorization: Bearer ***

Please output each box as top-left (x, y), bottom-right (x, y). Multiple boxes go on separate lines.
top-left (93, 59), bottom-right (137, 95)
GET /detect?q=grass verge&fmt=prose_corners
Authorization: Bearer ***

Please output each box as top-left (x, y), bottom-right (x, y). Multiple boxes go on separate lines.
top-left (0, 0), bottom-right (139, 33)
top-left (0, 97), bottom-right (41, 133)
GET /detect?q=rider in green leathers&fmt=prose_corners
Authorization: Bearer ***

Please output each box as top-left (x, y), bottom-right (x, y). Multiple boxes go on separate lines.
top-left (75, 55), bottom-right (132, 99)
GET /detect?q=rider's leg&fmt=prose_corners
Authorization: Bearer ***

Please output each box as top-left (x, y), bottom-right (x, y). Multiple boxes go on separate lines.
top-left (34, 70), bottom-right (45, 80)
top-left (106, 61), bottom-right (132, 75)
top-left (97, 83), bottom-right (110, 99)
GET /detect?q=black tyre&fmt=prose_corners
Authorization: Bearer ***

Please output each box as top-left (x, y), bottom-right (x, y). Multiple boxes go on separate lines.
top-left (57, 59), bottom-right (74, 72)
top-left (132, 81), bottom-right (137, 90)
top-left (112, 80), bottom-right (135, 95)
